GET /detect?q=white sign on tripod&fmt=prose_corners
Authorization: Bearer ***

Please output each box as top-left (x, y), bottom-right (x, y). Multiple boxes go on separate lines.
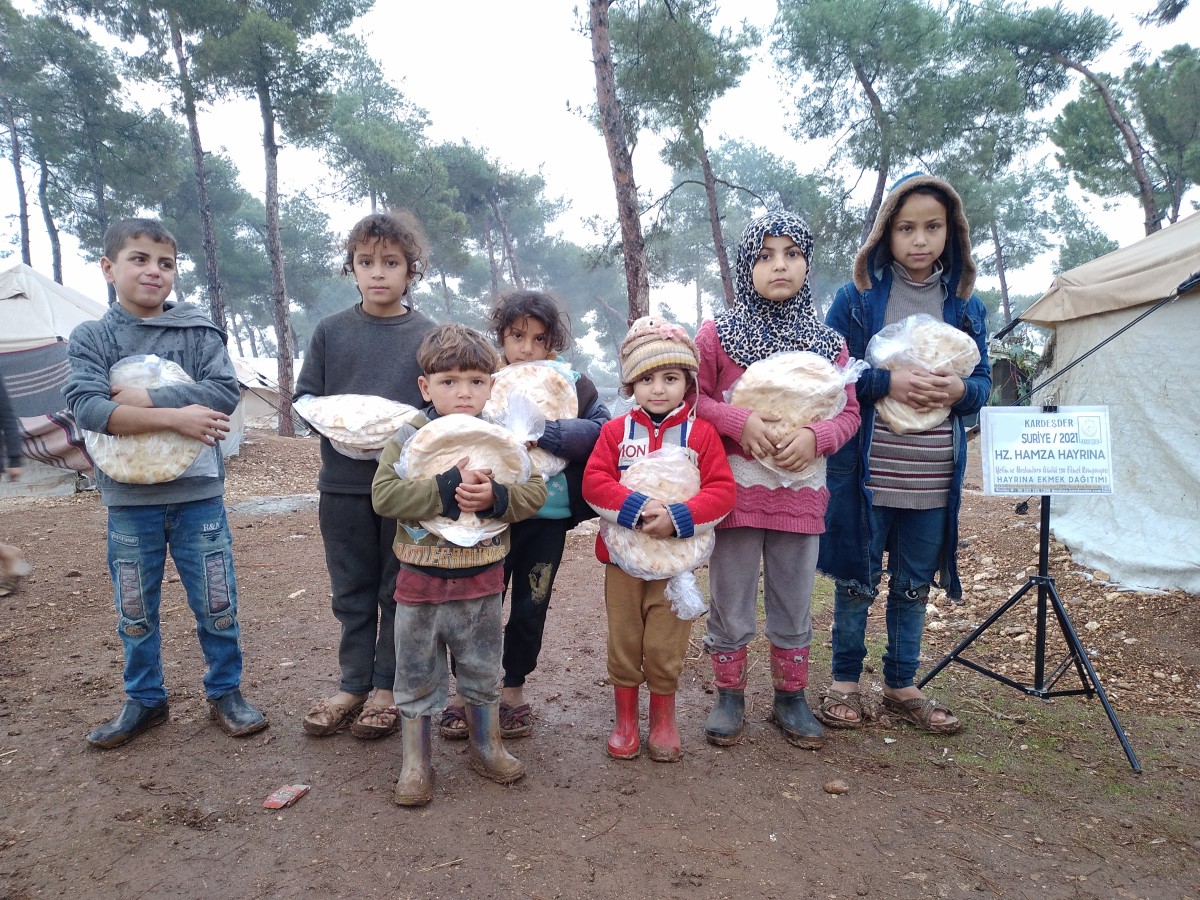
top-left (980, 406), bottom-right (1113, 496)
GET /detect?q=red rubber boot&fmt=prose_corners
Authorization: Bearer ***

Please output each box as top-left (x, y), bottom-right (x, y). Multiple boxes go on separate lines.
top-left (607, 685), bottom-right (640, 759)
top-left (647, 692), bottom-right (681, 762)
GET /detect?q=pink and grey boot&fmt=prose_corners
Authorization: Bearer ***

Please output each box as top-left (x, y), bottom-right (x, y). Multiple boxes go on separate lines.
top-left (704, 647), bottom-right (747, 746)
top-left (770, 645), bottom-right (824, 749)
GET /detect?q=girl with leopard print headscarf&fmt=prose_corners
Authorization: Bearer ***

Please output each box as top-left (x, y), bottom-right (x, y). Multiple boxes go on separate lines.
top-left (693, 210), bottom-right (861, 752)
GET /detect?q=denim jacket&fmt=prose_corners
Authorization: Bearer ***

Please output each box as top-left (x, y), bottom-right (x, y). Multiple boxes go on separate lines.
top-left (818, 267), bottom-right (991, 599)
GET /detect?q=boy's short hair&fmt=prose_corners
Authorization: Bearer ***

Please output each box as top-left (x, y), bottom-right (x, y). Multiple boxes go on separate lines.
top-left (342, 209), bottom-right (428, 290)
top-left (103, 218), bottom-right (178, 261)
top-left (417, 324), bottom-right (501, 377)
top-left (488, 289), bottom-right (572, 354)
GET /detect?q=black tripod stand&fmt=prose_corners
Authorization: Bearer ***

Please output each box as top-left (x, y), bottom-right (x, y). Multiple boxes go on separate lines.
top-left (919, 493), bottom-right (1142, 773)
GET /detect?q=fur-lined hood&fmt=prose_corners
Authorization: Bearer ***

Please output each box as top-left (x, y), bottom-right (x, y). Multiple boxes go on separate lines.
top-left (852, 172), bottom-right (976, 300)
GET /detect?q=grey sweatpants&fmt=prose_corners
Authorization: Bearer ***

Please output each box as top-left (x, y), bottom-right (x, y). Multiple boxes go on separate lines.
top-left (393, 593), bottom-right (503, 719)
top-left (703, 527), bottom-right (819, 653)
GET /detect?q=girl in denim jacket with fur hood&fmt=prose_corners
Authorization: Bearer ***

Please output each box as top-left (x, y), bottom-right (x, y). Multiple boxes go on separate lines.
top-left (818, 173), bottom-right (990, 736)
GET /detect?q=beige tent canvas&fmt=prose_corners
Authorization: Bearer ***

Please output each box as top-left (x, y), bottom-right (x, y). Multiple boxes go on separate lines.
top-left (1022, 213), bottom-right (1200, 593)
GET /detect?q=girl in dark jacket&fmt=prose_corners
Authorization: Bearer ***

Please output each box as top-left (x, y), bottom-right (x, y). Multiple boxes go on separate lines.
top-left (819, 173), bottom-right (991, 734)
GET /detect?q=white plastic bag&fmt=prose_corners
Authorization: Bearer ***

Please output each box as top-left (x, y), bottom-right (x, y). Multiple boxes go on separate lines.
top-left (727, 351), bottom-right (867, 487)
top-left (866, 314), bottom-right (980, 435)
top-left (666, 571), bottom-right (707, 620)
top-left (599, 446), bottom-right (715, 582)
top-left (84, 354), bottom-right (215, 484)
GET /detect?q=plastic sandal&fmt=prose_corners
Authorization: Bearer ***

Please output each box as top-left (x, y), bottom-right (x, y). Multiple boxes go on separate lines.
top-left (499, 702), bottom-right (534, 739)
top-left (438, 704), bottom-right (469, 740)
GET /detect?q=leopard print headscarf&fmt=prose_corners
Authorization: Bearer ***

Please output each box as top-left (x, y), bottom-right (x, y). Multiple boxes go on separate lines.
top-left (715, 210), bottom-right (843, 367)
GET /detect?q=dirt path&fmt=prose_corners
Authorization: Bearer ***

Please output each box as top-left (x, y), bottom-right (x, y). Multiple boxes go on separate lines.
top-left (1, 431), bottom-right (1197, 899)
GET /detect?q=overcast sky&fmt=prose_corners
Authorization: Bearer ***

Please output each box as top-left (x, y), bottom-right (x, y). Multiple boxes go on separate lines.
top-left (3, 0), bottom-right (1198, 307)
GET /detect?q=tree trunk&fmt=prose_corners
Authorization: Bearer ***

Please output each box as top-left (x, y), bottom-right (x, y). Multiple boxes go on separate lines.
top-left (257, 80), bottom-right (295, 437)
top-left (83, 118), bottom-right (115, 303)
top-left (440, 271), bottom-right (452, 316)
top-left (694, 278), bottom-right (703, 329)
top-left (36, 158), bottom-right (62, 284)
top-left (489, 198), bottom-right (524, 289)
top-left (1052, 53), bottom-right (1161, 235)
top-left (170, 14), bottom-right (227, 335)
top-left (991, 222), bottom-right (1013, 325)
top-left (231, 311), bottom-right (246, 357)
top-left (3, 102), bottom-right (31, 266)
top-left (853, 59), bottom-right (891, 245)
top-left (484, 227), bottom-right (501, 297)
top-left (697, 132), bottom-right (733, 306)
top-left (590, 0), bottom-right (649, 322)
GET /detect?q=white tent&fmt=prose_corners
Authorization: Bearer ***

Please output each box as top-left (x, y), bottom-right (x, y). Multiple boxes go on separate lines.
top-left (1022, 212), bottom-right (1200, 593)
top-left (0, 262), bottom-right (105, 496)
top-left (230, 357), bottom-right (300, 429)
top-left (0, 262), bottom-right (251, 494)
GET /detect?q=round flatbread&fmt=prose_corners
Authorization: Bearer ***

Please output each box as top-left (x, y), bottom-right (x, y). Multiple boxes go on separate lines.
top-left (600, 450), bottom-right (714, 580)
top-left (485, 362), bottom-right (578, 477)
top-left (870, 317), bottom-right (980, 435)
top-left (729, 351), bottom-right (847, 478)
top-left (293, 393), bottom-right (418, 450)
top-left (398, 414), bottom-right (531, 546)
top-left (84, 355), bottom-right (207, 484)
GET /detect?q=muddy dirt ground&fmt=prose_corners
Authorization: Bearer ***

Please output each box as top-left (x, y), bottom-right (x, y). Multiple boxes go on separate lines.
top-left (1, 430), bottom-right (1197, 899)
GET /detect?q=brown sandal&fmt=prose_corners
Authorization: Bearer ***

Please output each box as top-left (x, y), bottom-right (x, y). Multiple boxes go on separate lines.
top-left (438, 704), bottom-right (468, 740)
top-left (350, 703), bottom-right (399, 740)
top-left (302, 696), bottom-right (365, 737)
top-left (499, 702), bottom-right (534, 739)
top-left (882, 694), bottom-right (962, 734)
top-left (816, 688), bottom-right (867, 729)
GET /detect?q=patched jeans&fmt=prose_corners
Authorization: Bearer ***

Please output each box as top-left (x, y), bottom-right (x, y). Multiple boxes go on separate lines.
top-left (106, 497), bottom-right (244, 705)
top-left (830, 505), bottom-right (946, 689)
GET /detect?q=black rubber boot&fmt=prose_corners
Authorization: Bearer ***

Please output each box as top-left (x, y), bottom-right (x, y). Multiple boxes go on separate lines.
top-left (208, 689), bottom-right (269, 737)
top-left (704, 688), bottom-right (745, 746)
top-left (772, 690), bottom-right (824, 750)
top-left (86, 699), bottom-right (169, 749)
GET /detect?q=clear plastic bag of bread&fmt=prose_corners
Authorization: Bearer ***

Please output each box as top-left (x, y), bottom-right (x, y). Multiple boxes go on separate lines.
top-left (866, 313), bottom-right (981, 435)
top-left (599, 445), bottom-right (716, 583)
top-left (665, 570), bottom-right (707, 620)
top-left (484, 360), bottom-right (576, 478)
top-left (84, 354), bottom-right (217, 484)
top-left (726, 351), bottom-right (867, 485)
top-left (393, 409), bottom-right (536, 547)
top-left (293, 393), bottom-right (419, 460)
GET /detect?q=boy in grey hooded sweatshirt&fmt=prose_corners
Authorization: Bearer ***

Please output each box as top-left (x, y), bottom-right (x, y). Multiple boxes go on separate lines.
top-left (64, 218), bottom-right (268, 749)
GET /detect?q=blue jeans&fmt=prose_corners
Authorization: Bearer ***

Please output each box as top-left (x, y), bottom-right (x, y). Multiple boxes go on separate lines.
top-left (106, 497), bottom-right (244, 705)
top-left (830, 505), bottom-right (946, 689)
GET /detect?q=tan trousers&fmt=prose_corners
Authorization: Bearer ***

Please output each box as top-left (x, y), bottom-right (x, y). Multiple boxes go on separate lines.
top-left (604, 564), bottom-right (692, 695)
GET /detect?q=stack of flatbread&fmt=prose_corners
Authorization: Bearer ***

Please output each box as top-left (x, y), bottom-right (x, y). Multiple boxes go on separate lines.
top-left (84, 355), bottom-right (208, 484)
top-left (396, 413), bottom-right (532, 546)
top-left (729, 351), bottom-right (848, 478)
top-left (868, 314), bottom-right (981, 435)
top-left (293, 393), bottom-right (418, 459)
top-left (600, 448), bottom-right (714, 580)
top-left (484, 362), bottom-right (577, 477)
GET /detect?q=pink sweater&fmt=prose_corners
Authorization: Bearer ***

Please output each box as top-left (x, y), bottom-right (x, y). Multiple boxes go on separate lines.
top-left (694, 319), bottom-right (861, 534)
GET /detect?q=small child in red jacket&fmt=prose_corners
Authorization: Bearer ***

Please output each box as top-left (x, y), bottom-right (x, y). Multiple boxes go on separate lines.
top-left (583, 317), bottom-right (735, 762)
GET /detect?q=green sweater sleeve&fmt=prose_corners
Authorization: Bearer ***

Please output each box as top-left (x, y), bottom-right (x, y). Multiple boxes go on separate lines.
top-left (370, 430), bottom-right (442, 522)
